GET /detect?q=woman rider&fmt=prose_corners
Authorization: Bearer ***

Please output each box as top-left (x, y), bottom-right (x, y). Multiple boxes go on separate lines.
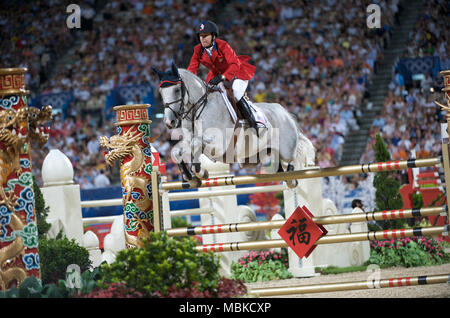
top-left (187, 20), bottom-right (259, 131)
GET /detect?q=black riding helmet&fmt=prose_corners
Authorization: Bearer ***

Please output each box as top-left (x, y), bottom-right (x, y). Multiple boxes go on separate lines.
top-left (196, 20), bottom-right (219, 42)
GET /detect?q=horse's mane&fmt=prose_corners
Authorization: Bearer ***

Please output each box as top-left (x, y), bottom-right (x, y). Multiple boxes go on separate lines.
top-left (178, 69), bottom-right (206, 87)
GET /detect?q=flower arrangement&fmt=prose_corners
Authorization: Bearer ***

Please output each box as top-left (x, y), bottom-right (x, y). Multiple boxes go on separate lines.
top-left (238, 250), bottom-right (289, 267)
top-left (368, 236), bottom-right (449, 267)
top-left (231, 249), bottom-right (292, 282)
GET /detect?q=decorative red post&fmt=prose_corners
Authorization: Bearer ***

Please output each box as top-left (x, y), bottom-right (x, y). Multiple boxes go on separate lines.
top-left (0, 68), bottom-right (51, 290)
top-left (100, 104), bottom-right (156, 248)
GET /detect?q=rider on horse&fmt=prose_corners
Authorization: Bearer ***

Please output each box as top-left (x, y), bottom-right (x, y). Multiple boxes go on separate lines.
top-left (187, 20), bottom-right (259, 132)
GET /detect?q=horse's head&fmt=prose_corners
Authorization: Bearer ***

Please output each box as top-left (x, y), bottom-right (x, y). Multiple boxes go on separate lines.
top-left (152, 62), bottom-right (186, 129)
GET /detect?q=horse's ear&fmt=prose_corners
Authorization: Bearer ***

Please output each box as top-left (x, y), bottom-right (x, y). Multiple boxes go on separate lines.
top-left (151, 67), bottom-right (164, 80)
top-left (171, 61), bottom-right (180, 78)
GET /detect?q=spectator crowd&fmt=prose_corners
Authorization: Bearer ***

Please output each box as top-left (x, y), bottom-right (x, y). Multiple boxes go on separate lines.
top-left (0, 0), bottom-right (84, 92)
top-left (221, 0), bottom-right (398, 170)
top-left (359, 0), bottom-right (448, 185)
top-left (361, 0), bottom-right (448, 164)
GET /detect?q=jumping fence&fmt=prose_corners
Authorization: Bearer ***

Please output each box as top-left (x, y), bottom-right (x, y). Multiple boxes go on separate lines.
top-left (76, 154), bottom-right (450, 296)
top-left (147, 155), bottom-right (450, 296)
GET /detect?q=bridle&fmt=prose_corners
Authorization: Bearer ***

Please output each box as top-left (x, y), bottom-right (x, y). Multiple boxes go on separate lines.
top-left (161, 78), bottom-right (217, 125)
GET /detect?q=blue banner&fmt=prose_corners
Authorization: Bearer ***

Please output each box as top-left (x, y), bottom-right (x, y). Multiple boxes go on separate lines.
top-left (105, 83), bottom-right (154, 120)
top-left (32, 83), bottom-right (155, 120)
top-left (31, 91), bottom-right (74, 116)
top-left (396, 56), bottom-right (441, 84)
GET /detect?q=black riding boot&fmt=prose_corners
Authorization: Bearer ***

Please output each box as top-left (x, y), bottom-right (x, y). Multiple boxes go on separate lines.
top-left (236, 97), bottom-right (259, 133)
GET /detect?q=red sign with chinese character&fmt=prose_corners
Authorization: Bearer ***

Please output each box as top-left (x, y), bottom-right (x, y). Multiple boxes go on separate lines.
top-left (278, 205), bottom-right (327, 259)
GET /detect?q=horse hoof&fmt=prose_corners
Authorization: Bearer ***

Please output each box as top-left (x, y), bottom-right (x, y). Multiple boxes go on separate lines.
top-left (286, 179), bottom-right (298, 189)
top-left (193, 169), bottom-right (208, 180)
top-left (188, 177), bottom-right (202, 188)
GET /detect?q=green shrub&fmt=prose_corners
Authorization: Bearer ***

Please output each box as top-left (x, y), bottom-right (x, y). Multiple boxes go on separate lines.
top-left (97, 232), bottom-right (221, 297)
top-left (372, 134), bottom-right (404, 230)
top-left (231, 249), bottom-right (292, 283)
top-left (39, 236), bottom-right (92, 285)
top-left (0, 276), bottom-right (70, 298)
top-left (0, 268), bottom-right (101, 298)
top-left (368, 236), bottom-right (449, 267)
top-left (70, 267), bottom-right (102, 296)
top-left (171, 216), bottom-right (191, 228)
top-left (33, 176), bottom-right (51, 238)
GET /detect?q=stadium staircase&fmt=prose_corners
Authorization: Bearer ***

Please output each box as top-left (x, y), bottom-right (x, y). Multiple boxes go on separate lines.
top-left (339, 0), bottom-right (424, 165)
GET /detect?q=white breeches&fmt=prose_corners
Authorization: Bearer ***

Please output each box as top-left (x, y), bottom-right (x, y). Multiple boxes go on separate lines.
top-left (217, 78), bottom-right (248, 101)
top-left (217, 79), bottom-right (249, 123)
top-left (232, 79), bottom-right (248, 101)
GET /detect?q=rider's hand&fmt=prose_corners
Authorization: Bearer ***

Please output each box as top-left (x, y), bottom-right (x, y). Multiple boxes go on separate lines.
top-left (209, 74), bottom-right (225, 86)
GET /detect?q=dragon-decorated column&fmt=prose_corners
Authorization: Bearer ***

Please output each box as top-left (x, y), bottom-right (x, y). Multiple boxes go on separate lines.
top-left (0, 67), bottom-right (52, 290)
top-left (100, 104), bottom-right (157, 248)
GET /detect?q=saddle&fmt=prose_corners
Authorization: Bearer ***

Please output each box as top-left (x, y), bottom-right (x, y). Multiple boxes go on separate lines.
top-left (223, 82), bottom-right (243, 120)
top-left (221, 80), bottom-right (269, 131)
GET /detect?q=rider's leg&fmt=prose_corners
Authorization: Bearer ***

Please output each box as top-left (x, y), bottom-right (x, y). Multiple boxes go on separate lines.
top-left (232, 79), bottom-right (248, 101)
top-left (233, 79), bottom-right (258, 131)
top-left (217, 82), bottom-right (238, 123)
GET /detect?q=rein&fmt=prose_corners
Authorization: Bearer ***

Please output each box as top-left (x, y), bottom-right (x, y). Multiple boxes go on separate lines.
top-left (163, 79), bottom-right (218, 123)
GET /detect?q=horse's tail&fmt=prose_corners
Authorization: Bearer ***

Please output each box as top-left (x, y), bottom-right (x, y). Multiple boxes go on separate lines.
top-left (294, 130), bottom-right (316, 170)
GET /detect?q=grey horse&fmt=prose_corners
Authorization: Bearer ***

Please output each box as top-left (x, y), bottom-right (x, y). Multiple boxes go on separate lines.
top-left (152, 63), bottom-right (315, 187)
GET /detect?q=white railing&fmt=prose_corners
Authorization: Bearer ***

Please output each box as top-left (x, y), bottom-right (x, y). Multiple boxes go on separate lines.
top-left (81, 198), bottom-right (122, 208)
top-left (83, 215), bottom-right (119, 226)
top-left (81, 182), bottom-right (286, 225)
top-left (167, 184), bottom-right (286, 201)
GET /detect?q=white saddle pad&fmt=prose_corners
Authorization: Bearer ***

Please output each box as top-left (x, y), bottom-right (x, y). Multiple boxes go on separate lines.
top-left (249, 102), bottom-right (271, 129)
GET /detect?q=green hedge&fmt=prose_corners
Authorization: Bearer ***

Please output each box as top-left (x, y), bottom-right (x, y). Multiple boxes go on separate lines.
top-left (97, 232), bottom-right (222, 297)
top-left (39, 236), bottom-right (92, 285)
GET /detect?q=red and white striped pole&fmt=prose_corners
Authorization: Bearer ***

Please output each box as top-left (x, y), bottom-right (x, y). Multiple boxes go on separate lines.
top-left (167, 206), bottom-right (445, 237)
top-left (248, 273), bottom-right (450, 297)
top-left (162, 157), bottom-right (441, 191)
top-left (195, 225), bottom-right (449, 253)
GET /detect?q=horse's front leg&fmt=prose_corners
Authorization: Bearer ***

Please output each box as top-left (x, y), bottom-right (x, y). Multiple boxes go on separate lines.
top-left (171, 141), bottom-right (193, 181)
top-left (190, 136), bottom-right (209, 180)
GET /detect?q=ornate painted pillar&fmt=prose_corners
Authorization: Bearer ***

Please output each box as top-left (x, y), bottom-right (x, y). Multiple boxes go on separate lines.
top-left (100, 104), bottom-right (156, 248)
top-left (0, 68), bottom-right (51, 290)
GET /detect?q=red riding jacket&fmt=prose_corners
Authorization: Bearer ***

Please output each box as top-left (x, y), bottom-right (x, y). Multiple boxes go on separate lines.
top-left (187, 38), bottom-right (256, 83)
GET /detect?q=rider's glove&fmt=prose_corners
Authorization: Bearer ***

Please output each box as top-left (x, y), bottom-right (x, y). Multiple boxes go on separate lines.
top-left (209, 74), bottom-right (225, 86)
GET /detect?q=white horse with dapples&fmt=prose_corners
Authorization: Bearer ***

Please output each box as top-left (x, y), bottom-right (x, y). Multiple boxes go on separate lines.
top-left (153, 63), bottom-right (315, 187)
